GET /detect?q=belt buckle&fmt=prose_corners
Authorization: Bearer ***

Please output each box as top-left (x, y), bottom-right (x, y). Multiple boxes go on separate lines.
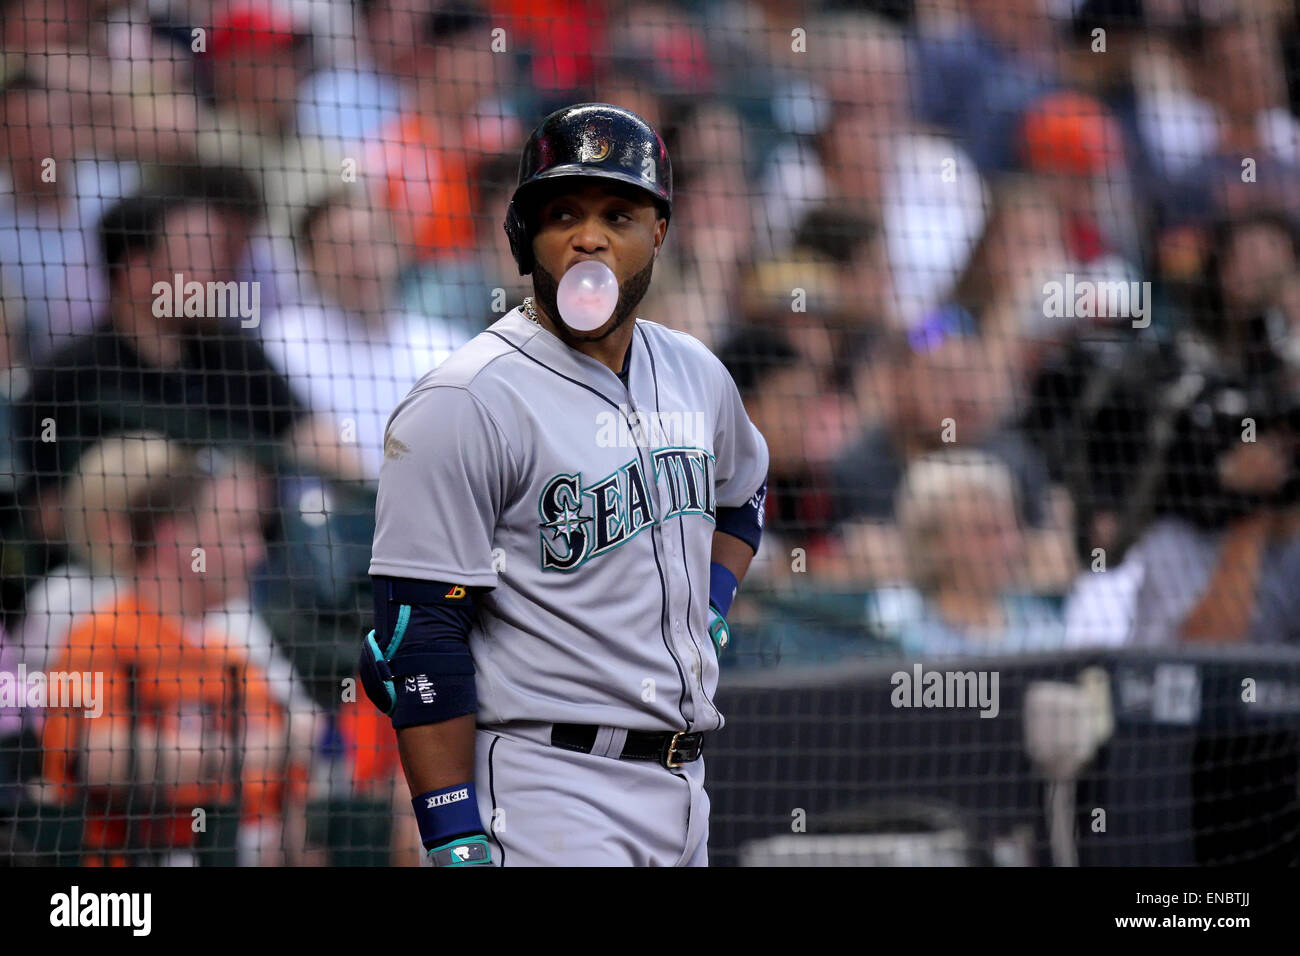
top-left (662, 731), bottom-right (686, 769)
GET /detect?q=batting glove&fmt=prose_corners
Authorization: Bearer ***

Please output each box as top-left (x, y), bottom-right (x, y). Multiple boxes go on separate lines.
top-left (707, 604), bottom-right (731, 658)
top-left (428, 833), bottom-right (493, 867)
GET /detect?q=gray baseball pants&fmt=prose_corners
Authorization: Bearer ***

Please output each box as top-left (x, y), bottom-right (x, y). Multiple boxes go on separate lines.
top-left (472, 723), bottom-right (710, 866)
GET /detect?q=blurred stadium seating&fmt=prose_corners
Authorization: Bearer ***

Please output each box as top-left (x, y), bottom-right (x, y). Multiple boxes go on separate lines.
top-left (1, 0), bottom-right (1299, 865)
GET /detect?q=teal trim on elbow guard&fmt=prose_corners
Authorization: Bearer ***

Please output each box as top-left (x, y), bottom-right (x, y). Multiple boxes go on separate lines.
top-left (384, 603), bottom-right (411, 658)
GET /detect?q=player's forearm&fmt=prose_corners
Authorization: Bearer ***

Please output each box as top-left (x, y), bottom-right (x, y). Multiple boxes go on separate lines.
top-left (396, 713), bottom-right (477, 797)
top-left (711, 529), bottom-right (756, 588)
top-left (711, 478), bottom-right (766, 601)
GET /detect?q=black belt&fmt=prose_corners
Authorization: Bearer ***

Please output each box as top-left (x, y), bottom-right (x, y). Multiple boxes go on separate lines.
top-left (550, 723), bottom-right (704, 769)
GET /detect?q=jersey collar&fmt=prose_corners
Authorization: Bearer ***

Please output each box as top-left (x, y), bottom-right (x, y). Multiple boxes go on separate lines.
top-left (499, 307), bottom-right (641, 399)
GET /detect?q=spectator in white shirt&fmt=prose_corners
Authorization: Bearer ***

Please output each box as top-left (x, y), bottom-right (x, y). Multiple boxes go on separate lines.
top-left (259, 193), bottom-right (468, 482)
top-left (0, 73), bottom-right (141, 360)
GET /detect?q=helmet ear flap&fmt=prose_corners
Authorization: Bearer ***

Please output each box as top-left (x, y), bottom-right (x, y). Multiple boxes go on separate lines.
top-left (504, 200), bottom-right (534, 276)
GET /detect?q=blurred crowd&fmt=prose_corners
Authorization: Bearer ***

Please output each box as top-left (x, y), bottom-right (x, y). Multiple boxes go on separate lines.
top-left (0, 0), bottom-right (1299, 863)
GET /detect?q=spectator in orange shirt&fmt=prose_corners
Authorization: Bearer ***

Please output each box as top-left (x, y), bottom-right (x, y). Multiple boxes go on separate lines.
top-left (40, 447), bottom-right (310, 865)
top-left (336, 700), bottom-right (422, 866)
top-left (370, 2), bottom-right (521, 265)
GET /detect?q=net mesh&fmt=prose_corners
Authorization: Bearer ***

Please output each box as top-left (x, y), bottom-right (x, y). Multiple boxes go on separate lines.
top-left (0, 0), bottom-right (1298, 866)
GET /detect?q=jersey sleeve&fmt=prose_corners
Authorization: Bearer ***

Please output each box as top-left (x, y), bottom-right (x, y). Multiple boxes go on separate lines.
top-left (368, 384), bottom-right (515, 587)
top-left (712, 357), bottom-right (770, 509)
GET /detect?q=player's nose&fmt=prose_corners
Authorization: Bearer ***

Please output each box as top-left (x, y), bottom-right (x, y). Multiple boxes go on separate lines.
top-left (569, 216), bottom-right (610, 253)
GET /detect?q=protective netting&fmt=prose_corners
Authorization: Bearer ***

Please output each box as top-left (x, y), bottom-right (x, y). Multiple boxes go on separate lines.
top-left (0, 0), bottom-right (1298, 865)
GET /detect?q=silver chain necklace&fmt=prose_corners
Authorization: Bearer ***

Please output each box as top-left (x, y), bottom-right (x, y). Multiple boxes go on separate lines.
top-left (521, 296), bottom-right (636, 329)
top-left (522, 296), bottom-right (540, 325)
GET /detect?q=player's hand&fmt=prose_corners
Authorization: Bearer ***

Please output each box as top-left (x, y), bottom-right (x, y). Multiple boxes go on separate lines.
top-left (707, 604), bottom-right (730, 659)
top-left (428, 832), bottom-right (493, 866)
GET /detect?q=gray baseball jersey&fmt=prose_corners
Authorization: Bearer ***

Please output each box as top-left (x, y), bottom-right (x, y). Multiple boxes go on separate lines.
top-left (369, 306), bottom-right (769, 735)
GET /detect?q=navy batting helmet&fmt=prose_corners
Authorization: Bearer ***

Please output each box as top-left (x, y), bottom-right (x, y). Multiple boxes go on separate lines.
top-left (503, 103), bottom-right (673, 276)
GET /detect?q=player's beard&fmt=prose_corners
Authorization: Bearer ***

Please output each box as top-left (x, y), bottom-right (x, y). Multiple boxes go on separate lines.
top-left (532, 252), bottom-right (656, 343)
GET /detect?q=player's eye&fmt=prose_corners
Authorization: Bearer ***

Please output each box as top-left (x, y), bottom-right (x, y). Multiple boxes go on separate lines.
top-left (545, 205), bottom-right (632, 224)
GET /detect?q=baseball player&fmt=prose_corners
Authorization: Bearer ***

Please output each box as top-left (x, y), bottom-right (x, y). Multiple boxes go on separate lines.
top-left (360, 103), bottom-right (770, 866)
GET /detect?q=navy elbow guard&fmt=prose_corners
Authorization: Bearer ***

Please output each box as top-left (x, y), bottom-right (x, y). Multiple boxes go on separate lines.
top-left (359, 577), bottom-right (480, 729)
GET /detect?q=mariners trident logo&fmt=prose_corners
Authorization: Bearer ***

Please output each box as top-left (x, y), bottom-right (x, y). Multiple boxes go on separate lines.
top-left (538, 447), bottom-right (715, 571)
